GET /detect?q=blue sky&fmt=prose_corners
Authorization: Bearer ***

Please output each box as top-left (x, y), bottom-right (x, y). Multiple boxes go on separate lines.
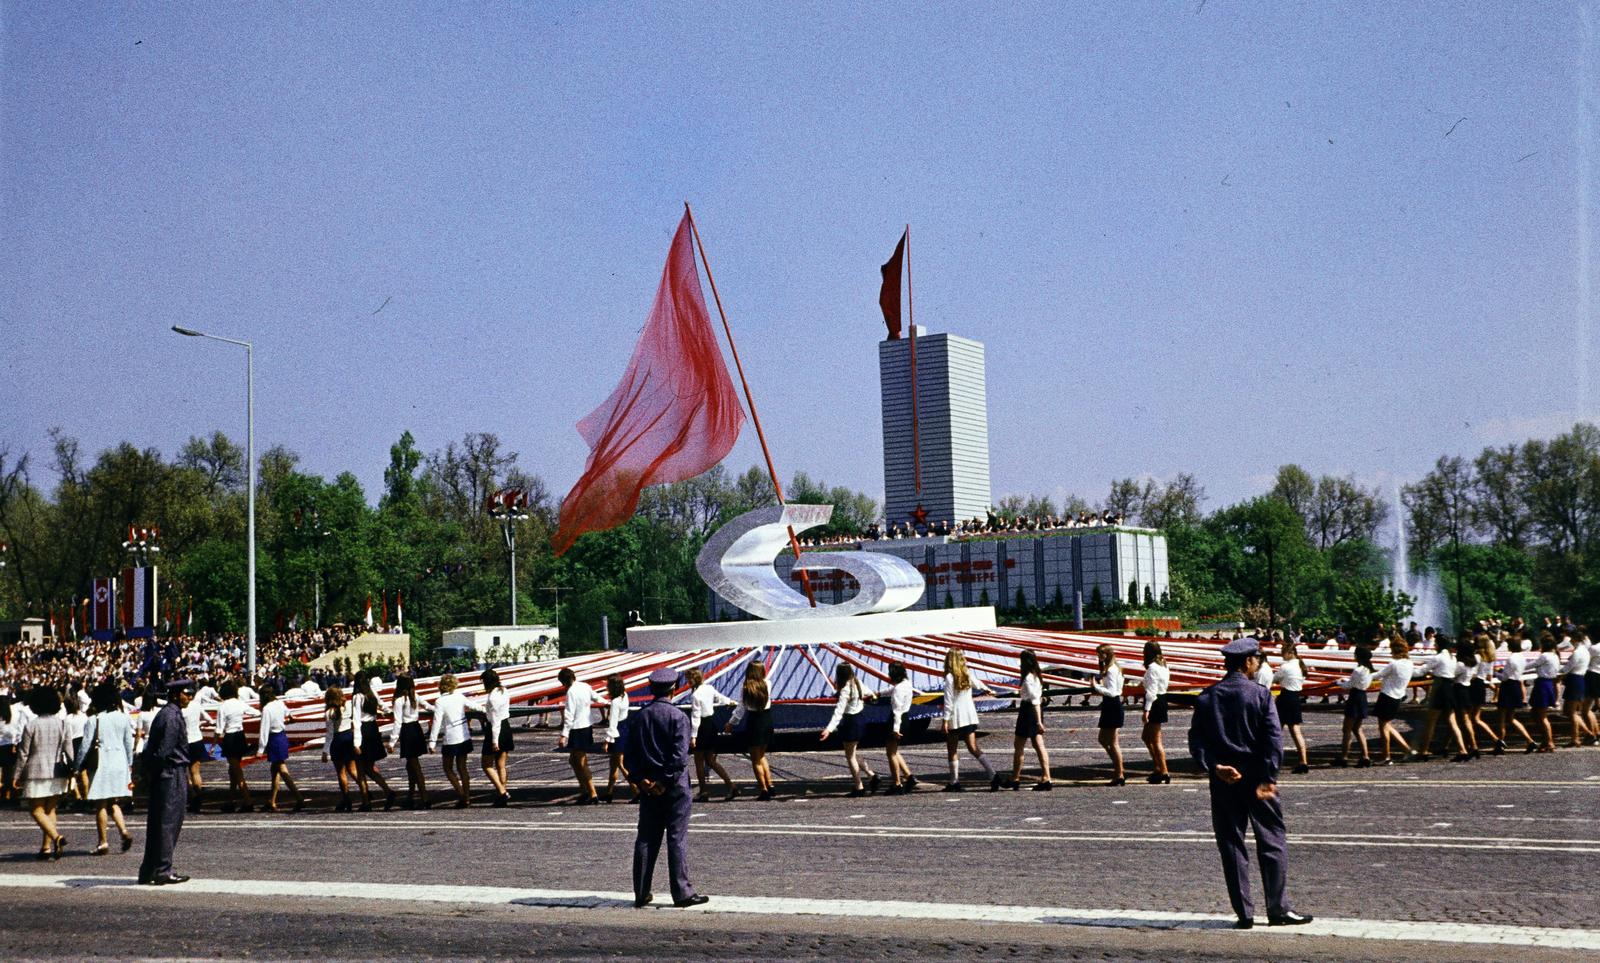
top-left (3, 2), bottom-right (1595, 516)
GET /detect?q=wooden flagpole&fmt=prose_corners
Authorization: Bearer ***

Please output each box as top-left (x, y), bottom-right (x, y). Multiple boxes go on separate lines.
top-left (684, 203), bottom-right (817, 606)
top-left (906, 224), bottom-right (921, 499)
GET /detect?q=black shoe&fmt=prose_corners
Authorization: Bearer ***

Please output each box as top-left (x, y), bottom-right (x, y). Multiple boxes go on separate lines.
top-left (1268, 911), bottom-right (1313, 926)
top-left (220, 802), bottom-right (236, 814)
top-left (137, 873), bottom-right (154, 885)
top-left (847, 788), bottom-right (867, 798)
top-left (384, 790), bottom-right (397, 811)
top-left (904, 775), bottom-right (919, 788)
top-left (120, 834), bottom-right (135, 853)
top-left (989, 772), bottom-right (1003, 791)
top-left (1468, 749), bottom-right (1481, 760)
top-left (1355, 758), bottom-right (1372, 768)
top-left (603, 791), bottom-right (614, 804)
top-left (634, 892), bottom-right (653, 908)
top-left (1234, 917), bottom-right (1254, 929)
top-left (335, 798), bottom-right (352, 813)
top-left (1491, 741), bottom-right (1506, 756)
top-left (673, 894), bottom-right (710, 908)
top-left (942, 782), bottom-right (965, 792)
top-left (492, 794), bottom-right (508, 808)
top-left (357, 801), bottom-right (373, 812)
top-left (1524, 743), bottom-right (1538, 754)
top-left (292, 799), bottom-right (306, 813)
top-left (1107, 777), bottom-right (1126, 787)
top-left (1032, 781), bottom-right (1053, 791)
top-left (1331, 757), bottom-right (1348, 768)
top-left (152, 873), bottom-right (190, 886)
top-left (868, 773), bottom-right (881, 794)
top-left (1291, 764), bottom-right (1310, 774)
top-left (1451, 753), bottom-right (1470, 763)
top-left (757, 790), bottom-right (773, 801)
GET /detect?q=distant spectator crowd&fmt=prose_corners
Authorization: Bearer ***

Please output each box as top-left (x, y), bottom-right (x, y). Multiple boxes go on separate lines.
top-left (797, 510), bottom-right (1132, 548)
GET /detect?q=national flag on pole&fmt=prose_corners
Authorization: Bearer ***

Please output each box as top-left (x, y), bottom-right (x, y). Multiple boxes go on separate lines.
top-left (553, 212), bottom-right (746, 555)
top-left (396, 592), bottom-right (404, 630)
top-left (288, 611), bottom-right (298, 631)
top-left (364, 595), bottom-right (374, 629)
top-left (119, 567), bottom-right (158, 631)
top-left (92, 577), bottom-right (115, 633)
top-left (187, 603), bottom-right (194, 633)
top-left (879, 229), bottom-right (906, 340)
top-left (380, 592), bottom-right (389, 630)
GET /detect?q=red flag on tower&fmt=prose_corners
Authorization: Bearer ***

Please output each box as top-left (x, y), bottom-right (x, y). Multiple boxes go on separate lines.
top-left (879, 230), bottom-right (906, 340)
top-left (552, 212), bottom-right (746, 555)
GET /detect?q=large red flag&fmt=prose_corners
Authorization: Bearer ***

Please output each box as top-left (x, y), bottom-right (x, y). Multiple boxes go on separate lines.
top-left (879, 230), bottom-right (906, 340)
top-left (553, 213), bottom-right (745, 555)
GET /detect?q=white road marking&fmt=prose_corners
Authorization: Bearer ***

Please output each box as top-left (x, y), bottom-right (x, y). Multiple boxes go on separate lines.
top-left (2, 873), bottom-right (1597, 950)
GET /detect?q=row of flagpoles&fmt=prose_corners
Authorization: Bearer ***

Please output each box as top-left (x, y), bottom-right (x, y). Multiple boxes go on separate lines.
top-left (31, 592), bottom-right (408, 641)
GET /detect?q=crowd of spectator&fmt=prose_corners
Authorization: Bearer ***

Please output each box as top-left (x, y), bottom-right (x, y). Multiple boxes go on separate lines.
top-left (798, 510), bottom-right (1133, 548)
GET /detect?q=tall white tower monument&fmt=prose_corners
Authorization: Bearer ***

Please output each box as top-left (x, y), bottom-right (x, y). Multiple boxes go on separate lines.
top-left (878, 329), bottom-right (991, 528)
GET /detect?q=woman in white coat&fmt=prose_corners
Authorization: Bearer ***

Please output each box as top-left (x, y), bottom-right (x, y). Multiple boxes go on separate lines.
top-left (73, 681), bottom-right (135, 855)
top-left (941, 649), bottom-right (998, 791)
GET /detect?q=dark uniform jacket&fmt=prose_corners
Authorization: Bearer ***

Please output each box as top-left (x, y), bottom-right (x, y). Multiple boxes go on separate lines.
top-left (622, 697), bottom-right (690, 782)
top-left (141, 701), bottom-right (190, 773)
top-left (1187, 672), bottom-right (1283, 785)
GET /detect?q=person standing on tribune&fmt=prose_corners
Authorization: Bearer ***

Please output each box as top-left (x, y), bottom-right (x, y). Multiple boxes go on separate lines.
top-left (1187, 638), bottom-right (1311, 929)
top-left (622, 668), bottom-right (708, 909)
top-left (138, 680), bottom-right (193, 885)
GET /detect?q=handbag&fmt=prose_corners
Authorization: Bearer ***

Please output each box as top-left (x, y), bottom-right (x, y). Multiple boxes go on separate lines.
top-left (53, 721), bottom-right (75, 779)
top-left (81, 717), bottom-right (102, 775)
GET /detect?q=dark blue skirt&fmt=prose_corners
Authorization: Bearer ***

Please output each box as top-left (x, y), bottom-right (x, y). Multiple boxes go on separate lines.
top-left (1497, 681), bottom-right (1526, 709)
top-left (359, 720), bottom-right (388, 763)
top-left (329, 729), bottom-right (356, 766)
top-left (266, 731), bottom-right (291, 764)
top-left (1564, 674), bottom-right (1587, 703)
top-left (1530, 677), bottom-right (1558, 709)
top-left (398, 721), bottom-right (428, 759)
top-left (1098, 698), bottom-right (1125, 730)
top-left (1344, 688), bottom-right (1369, 721)
top-left (838, 711), bottom-right (866, 744)
top-left (565, 725), bottom-right (594, 753)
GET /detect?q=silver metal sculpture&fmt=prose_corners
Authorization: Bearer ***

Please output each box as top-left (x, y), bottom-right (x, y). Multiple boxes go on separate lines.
top-left (696, 504), bottom-right (925, 620)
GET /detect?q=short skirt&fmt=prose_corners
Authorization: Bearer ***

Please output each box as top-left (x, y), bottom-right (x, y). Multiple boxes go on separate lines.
top-left (1143, 695), bottom-right (1169, 727)
top-left (328, 729), bottom-right (356, 766)
top-left (266, 731), bottom-right (291, 764)
top-left (1015, 705), bottom-right (1043, 738)
top-left (1564, 673), bottom-right (1587, 703)
top-left (949, 723), bottom-right (978, 739)
top-left (1374, 693), bottom-right (1402, 722)
top-left (186, 740), bottom-right (209, 764)
top-left (1275, 691), bottom-right (1303, 727)
top-left (221, 731), bottom-right (249, 760)
top-left (565, 725), bottom-right (595, 753)
top-left (837, 711), bottom-right (866, 744)
top-left (1344, 688), bottom-right (1369, 721)
top-left (1099, 698), bottom-right (1125, 730)
top-left (1469, 678), bottom-right (1488, 708)
top-left (398, 721), bottom-right (428, 759)
top-left (695, 719), bottom-right (719, 750)
top-left (741, 709), bottom-right (773, 749)
top-left (1530, 677), bottom-right (1558, 709)
top-left (0, 744), bottom-right (17, 769)
top-left (22, 776), bottom-right (69, 800)
top-left (1427, 678), bottom-right (1457, 712)
top-left (484, 720), bottom-right (514, 755)
top-left (1497, 681), bottom-right (1526, 709)
top-left (359, 720), bottom-right (388, 763)
top-left (1587, 672), bottom-right (1600, 701)
top-left (441, 740), bottom-right (472, 760)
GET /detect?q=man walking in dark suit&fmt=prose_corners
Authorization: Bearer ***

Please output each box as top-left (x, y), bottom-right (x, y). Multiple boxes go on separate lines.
top-left (1188, 638), bottom-right (1312, 929)
top-left (138, 680), bottom-right (193, 886)
top-left (622, 668), bottom-right (707, 909)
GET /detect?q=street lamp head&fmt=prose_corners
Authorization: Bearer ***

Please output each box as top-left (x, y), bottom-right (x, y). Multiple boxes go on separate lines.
top-left (172, 325), bottom-right (203, 337)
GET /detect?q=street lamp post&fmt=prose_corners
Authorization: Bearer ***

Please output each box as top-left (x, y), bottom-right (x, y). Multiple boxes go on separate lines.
top-left (172, 325), bottom-right (256, 678)
top-left (486, 488), bottom-right (530, 626)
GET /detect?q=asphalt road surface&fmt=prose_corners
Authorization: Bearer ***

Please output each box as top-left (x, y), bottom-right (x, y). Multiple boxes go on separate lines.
top-left (3, 703), bottom-right (1598, 961)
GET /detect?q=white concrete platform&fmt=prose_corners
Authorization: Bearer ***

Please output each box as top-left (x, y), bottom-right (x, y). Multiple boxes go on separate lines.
top-left (625, 607), bottom-right (997, 651)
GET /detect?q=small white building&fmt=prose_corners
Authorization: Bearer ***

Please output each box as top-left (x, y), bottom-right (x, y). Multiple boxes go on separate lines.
top-left (438, 625), bottom-right (559, 663)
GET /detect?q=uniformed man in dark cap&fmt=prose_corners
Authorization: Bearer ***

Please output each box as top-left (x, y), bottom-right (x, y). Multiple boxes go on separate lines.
top-left (138, 679), bottom-right (193, 885)
top-left (621, 668), bottom-right (707, 908)
top-left (1187, 638), bottom-right (1311, 929)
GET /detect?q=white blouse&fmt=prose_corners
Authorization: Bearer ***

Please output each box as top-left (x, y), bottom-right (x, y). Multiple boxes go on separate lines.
top-left (1452, 661), bottom-right (1473, 687)
top-left (324, 701), bottom-right (353, 749)
top-left (824, 680), bottom-right (870, 735)
top-left (1272, 659), bottom-right (1305, 693)
top-left (728, 692), bottom-right (770, 729)
top-left (604, 696), bottom-right (630, 743)
top-left (1254, 663), bottom-right (1274, 689)
top-left (389, 695), bottom-right (422, 743)
top-left (1092, 664), bottom-right (1124, 701)
top-left (889, 679), bottom-right (914, 734)
top-left (484, 687), bottom-right (510, 735)
top-left (1339, 665), bottom-right (1374, 692)
top-left (1533, 652), bottom-right (1561, 680)
top-left (428, 691), bottom-right (482, 748)
top-left (561, 681), bottom-right (594, 737)
top-left (1425, 650), bottom-right (1458, 680)
top-left (1376, 659), bottom-right (1414, 699)
top-left (690, 682), bottom-right (736, 728)
top-left (256, 700), bottom-right (288, 754)
top-left (1496, 652), bottom-right (1526, 683)
top-left (216, 697), bottom-right (247, 735)
top-left (943, 674), bottom-right (984, 729)
top-left (1141, 663), bottom-right (1169, 702)
top-left (181, 703), bottom-right (204, 743)
top-left (1562, 645), bottom-right (1592, 677)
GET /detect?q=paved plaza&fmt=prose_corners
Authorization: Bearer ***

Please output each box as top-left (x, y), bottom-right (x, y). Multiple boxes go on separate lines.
top-left (2, 704), bottom-right (1598, 961)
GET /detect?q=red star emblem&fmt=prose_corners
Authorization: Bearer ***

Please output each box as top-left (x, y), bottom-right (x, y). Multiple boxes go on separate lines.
top-left (909, 505), bottom-right (929, 527)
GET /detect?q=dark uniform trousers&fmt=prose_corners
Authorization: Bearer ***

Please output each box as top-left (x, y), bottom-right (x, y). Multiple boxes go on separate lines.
top-left (1208, 776), bottom-right (1289, 921)
top-left (140, 766), bottom-right (188, 880)
top-left (633, 769), bottom-right (694, 904)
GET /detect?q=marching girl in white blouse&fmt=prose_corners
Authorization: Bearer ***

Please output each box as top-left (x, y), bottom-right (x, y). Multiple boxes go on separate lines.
top-left (725, 662), bottom-right (775, 801)
top-left (1091, 643), bottom-right (1126, 786)
top-left (1273, 639), bottom-right (1311, 773)
top-left (1559, 633), bottom-right (1595, 748)
top-left (1009, 649), bottom-right (1054, 790)
top-left (480, 669), bottom-right (512, 807)
top-left (1416, 641), bottom-right (1467, 760)
top-left (881, 662), bottom-right (917, 794)
top-left (686, 667), bottom-right (738, 802)
top-left (351, 672), bottom-right (397, 811)
top-left (1373, 639), bottom-right (1415, 763)
top-left (821, 663), bottom-right (880, 797)
top-left (1495, 639), bottom-right (1535, 752)
top-left (1138, 642), bottom-right (1169, 785)
top-left (1528, 635), bottom-right (1561, 752)
top-left (255, 683), bottom-right (305, 813)
top-left (602, 673), bottom-right (633, 803)
top-left (1334, 646), bottom-right (1375, 767)
top-left (427, 674), bottom-right (484, 807)
top-left (1582, 631), bottom-right (1600, 746)
top-left (388, 674), bottom-right (429, 809)
top-left (941, 648), bottom-right (998, 791)
top-left (323, 686), bottom-right (358, 812)
top-left (215, 680), bottom-right (254, 813)
top-left (557, 667), bottom-right (598, 805)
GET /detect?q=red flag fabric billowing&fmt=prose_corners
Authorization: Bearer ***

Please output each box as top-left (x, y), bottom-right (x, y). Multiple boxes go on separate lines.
top-left (879, 230), bottom-right (906, 340)
top-left (553, 213), bottom-right (746, 555)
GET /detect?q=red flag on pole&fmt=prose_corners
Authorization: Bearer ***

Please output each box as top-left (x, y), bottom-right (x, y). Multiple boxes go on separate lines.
top-left (381, 592), bottom-right (389, 630)
top-left (553, 212), bottom-right (746, 555)
top-left (879, 230), bottom-right (906, 340)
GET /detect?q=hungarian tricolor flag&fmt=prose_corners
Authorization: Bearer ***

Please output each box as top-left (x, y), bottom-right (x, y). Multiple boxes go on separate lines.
top-left (552, 211), bottom-right (745, 555)
top-left (879, 229), bottom-right (906, 340)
